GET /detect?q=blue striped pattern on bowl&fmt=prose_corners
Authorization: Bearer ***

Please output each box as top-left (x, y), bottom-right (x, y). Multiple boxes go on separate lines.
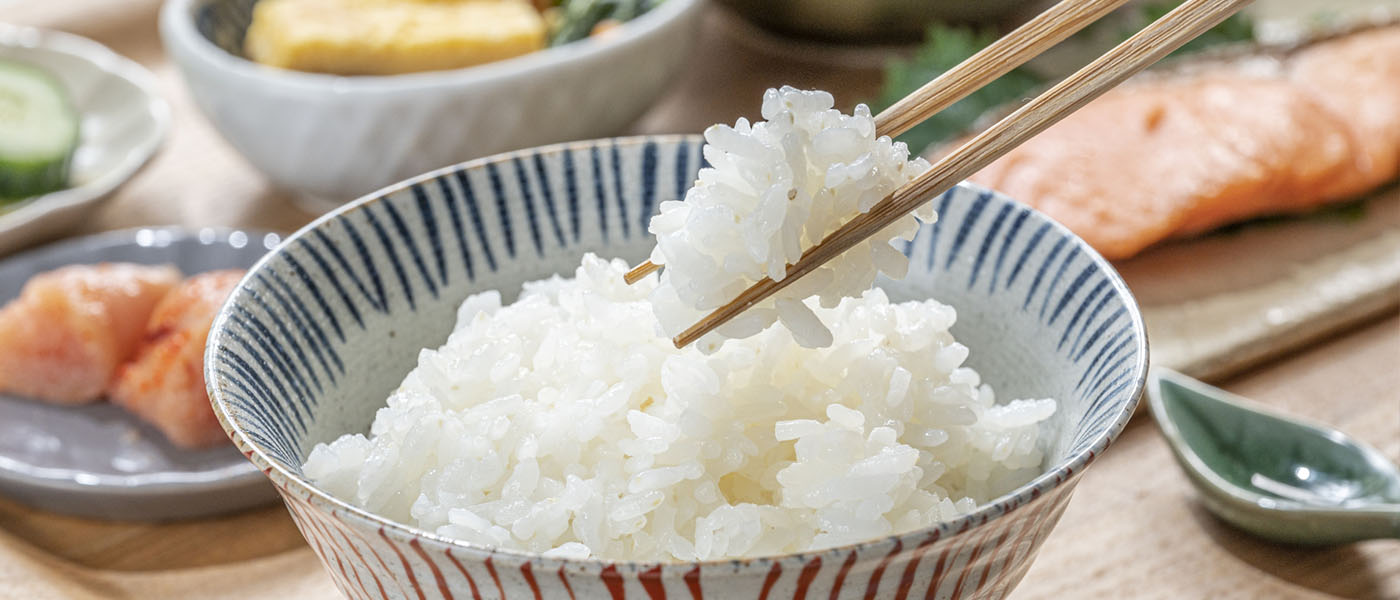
top-left (206, 134), bottom-right (1147, 600)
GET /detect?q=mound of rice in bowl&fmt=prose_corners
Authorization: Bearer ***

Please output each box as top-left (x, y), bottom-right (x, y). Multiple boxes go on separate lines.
top-left (304, 256), bottom-right (1056, 561)
top-left (305, 88), bottom-right (1057, 561)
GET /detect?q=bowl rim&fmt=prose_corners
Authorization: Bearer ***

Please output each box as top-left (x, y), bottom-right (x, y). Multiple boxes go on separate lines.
top-left (207, 134), bottom-right (1149, 573)
top-left (159, 0), bottom-right (704, 93)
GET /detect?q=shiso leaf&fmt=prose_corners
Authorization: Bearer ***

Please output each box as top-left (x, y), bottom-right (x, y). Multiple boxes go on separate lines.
top-left (875, 25), bottom-right (1042, 157)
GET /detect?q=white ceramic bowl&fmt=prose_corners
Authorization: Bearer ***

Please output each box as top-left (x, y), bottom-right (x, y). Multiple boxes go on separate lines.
top-left (160, 0), bottom-right (703, 209)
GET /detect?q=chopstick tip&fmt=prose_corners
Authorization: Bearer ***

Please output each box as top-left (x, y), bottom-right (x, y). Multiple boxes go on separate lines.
top-left (624, 260), bottom-right (660, 285)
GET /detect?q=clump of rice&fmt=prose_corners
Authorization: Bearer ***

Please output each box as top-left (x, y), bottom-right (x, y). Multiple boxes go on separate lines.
top-left (304, 255), bottom-right (1055, 561)
top-left (648, 86), bottom-right (934, 351)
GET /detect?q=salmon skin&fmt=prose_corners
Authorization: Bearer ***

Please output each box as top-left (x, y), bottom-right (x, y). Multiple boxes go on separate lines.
top-left (108, 270), bottom-right (245, 449)
top-left (0, 264), bottom-right (181, 405)
top-left (969, 24), bottom-right (1400, 260)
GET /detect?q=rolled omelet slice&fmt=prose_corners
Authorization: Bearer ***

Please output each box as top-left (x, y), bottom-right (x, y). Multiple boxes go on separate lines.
top-left (245, 0), bottom-right (547, 76)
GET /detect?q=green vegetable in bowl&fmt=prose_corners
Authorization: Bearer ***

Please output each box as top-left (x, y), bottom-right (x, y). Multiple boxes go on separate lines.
top-left (0, 59), bottom-right (78, 203)
top-left (547, 0), bottom-right (668, 46)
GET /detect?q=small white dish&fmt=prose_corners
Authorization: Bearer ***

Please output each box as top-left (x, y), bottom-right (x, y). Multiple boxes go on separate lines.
top-left (0, 25), bottom-right (170, 257)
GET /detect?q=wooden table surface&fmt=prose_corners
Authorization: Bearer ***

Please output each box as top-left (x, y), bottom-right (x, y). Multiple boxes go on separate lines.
top-left (2, 1), bottom-right (1398, 598)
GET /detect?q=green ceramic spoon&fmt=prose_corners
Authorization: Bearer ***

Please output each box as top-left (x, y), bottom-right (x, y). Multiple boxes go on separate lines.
top-left (1147, 367), bottom-right (1400, 545)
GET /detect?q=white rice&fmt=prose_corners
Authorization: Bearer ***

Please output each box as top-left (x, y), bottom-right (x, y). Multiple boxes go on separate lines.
top-left (648, 86), bottom-right (935, 352)
top-left (305, 86), bottom-right (1055, 561)
top-left (304, 255), bottom-right (1055, 561)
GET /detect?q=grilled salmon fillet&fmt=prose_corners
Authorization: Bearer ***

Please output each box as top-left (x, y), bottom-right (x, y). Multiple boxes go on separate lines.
top-left (0, 264), bottom-right (181, 404)
top-left (107, 270), bottom-right (245, 449)
top-left (1289, 27), bottom-right (1400, 196)
top-left (970, 25), bottom-right (1400, 260)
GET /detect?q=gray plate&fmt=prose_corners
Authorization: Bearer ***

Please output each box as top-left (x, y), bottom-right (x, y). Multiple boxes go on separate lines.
top-left (0, 227), bottom-right (282, 520)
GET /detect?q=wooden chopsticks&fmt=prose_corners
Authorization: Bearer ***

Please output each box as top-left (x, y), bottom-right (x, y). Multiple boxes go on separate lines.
top-left (870, 0), bottom-right (1139, 138)
top-left (622, 0), bottom-right (1139, 286)
top-left (653, 0), bottom-right (1252, 348)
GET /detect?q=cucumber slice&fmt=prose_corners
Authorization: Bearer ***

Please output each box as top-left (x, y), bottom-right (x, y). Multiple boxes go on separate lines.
top-left (0, 59), bottom-right (79, 202)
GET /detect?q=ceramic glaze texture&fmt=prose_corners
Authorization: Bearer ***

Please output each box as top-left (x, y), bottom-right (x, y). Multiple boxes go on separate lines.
top-left (1148, 368), bottom-right (1400, 545)
top-left (160, 0), bottom-right (702, 205)
top-left (205, 136), bottom-right (1148, 599)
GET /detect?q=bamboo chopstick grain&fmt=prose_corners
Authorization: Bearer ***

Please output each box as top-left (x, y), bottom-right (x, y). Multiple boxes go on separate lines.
top-left (872, 0), bottom-right (1135, 138)
top-left (624, 261), bottom-right (658, 284)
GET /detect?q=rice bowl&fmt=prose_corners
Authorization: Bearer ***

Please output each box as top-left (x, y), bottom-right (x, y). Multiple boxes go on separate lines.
top-left (205, 135), bottom-right (1146, 599)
